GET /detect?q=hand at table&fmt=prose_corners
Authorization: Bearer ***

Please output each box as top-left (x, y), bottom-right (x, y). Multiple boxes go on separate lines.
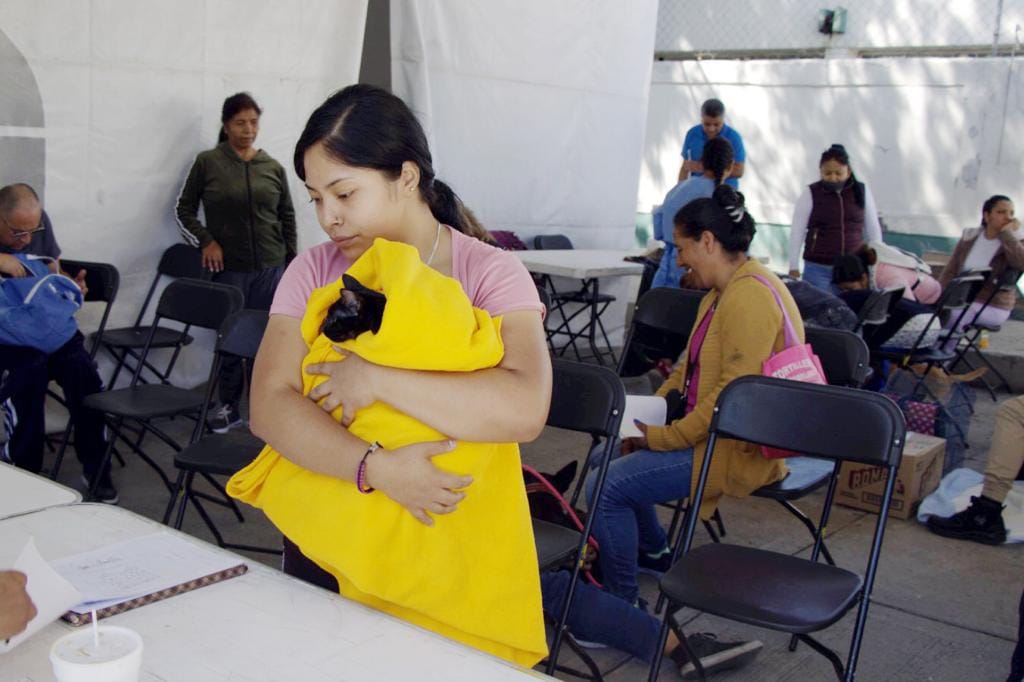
top-left (365, 440), bottom-right (473, 526)
top-left (306, 347), bottom-right (379, 426)
top-left (0, 571), bottom-right (36, 640)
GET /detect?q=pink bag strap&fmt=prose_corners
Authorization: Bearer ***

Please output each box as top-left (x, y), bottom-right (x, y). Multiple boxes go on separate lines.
top-left (745, 274), bottom-right (800, 349)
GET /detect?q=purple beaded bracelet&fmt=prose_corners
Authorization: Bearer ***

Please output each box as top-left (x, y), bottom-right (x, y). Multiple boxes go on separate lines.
top-left (356, 441), bottom-right (382, 494)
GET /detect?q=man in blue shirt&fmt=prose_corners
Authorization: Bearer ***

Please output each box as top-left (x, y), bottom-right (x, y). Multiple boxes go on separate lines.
top-left (678, 98), bottom-right (746, 187)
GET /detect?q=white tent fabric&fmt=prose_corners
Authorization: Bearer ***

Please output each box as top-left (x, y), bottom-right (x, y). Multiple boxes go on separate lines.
top-left (0, 0), bottom-right (367, 386)
top-left (391, 0), bottom-right (658, 250)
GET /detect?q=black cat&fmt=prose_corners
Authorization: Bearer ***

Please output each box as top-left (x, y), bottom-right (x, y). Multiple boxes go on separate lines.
top-left (320, 274), bottom-right (388, 342)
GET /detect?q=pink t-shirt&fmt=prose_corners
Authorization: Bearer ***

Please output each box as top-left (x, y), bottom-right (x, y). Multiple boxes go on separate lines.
top-left (270, 227), bottom-right (545, 320)
top-left (874, 263), bottom-right (942, 305)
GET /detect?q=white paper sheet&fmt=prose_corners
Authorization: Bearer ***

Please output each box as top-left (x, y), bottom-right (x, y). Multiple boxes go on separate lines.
top-left (50, 532), bottom-right (245, 613)
top-left (621, 395), bottom-right (667, 438)
top-left (0, 538), bottom-right (83, 653)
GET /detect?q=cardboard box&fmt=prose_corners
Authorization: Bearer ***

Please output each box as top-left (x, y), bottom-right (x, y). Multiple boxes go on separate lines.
top-left (835, 431), bottom-right (946, 519)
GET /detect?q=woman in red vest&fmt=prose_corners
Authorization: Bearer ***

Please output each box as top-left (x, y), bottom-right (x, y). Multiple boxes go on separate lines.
top-left (788, 144), bottom-right (883, 292)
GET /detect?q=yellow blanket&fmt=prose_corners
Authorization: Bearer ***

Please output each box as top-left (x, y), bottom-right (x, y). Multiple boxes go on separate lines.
top-left (226, 239), bottom-right (547, 666)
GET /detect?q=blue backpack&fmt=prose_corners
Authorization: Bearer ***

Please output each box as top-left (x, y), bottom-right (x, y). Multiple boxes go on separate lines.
top-left (0, 255), bottom-right (82, 353)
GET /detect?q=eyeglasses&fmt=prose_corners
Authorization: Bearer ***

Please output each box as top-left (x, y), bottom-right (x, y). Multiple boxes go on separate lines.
top-left (0, 216), bottom-right (45, 240)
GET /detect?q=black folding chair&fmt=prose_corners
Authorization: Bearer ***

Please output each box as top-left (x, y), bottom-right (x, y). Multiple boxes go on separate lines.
top-left (648, 376), bottom-right (905, 682)
top-left (534, 359), bottom-right (624, 679)
top-left (655, 329), bottom-right (870, 617)
top-left (58, 260), bottom-right (120, 359)
top-left (616, 287), bottom-right (704, 378)
top-left (47, 260), bottom-right (121, 479)
top-left (874, 272), bottom-right (987, 440)
top-left (81, 279), bottom-right (244, 501)
top-left (96, 243), bottom-right (207, 388)
top-left (851, 286), bottom-right (903, 336)
top-left (534, 235), bottom-right (618, 366)
top-left (163, 310), bottom-right (276, 554)
top-left (750, 329), bottom-right (871, 566)
top-left (948, 267), bottom-right (1022, 400)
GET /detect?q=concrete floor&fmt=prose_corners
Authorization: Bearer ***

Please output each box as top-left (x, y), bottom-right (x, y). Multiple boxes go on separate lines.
top-left (43, 352), bottom-right (1022, 681)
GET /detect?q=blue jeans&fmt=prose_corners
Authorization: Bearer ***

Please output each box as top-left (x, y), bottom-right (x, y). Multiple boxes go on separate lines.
top-left (540, 570), bottom-right (661, 662)
top-left (801, 260), bottom-right (839, 295)
top-left (584, 443), bottom-right (694, 603)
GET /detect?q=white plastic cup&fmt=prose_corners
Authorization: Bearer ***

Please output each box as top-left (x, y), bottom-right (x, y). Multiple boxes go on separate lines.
top-left (49, 625), bottom-right (143, 682)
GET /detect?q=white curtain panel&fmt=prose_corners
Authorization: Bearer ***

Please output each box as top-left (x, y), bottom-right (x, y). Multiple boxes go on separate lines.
top-left (0, 0), bottom-right (367, 386)
top-left (391, 0), bottom-right (658, 250)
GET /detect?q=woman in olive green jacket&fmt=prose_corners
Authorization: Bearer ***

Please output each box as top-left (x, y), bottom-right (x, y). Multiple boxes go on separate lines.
top-left (176, 92), bottom-right (296, 431)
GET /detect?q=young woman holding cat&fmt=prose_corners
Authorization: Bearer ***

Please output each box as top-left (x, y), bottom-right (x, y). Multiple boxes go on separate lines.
top-left (243, 84), bottom-right (551, 664)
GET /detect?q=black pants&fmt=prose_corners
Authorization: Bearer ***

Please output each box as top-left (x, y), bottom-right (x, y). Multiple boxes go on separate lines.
top-left (212, 266), bottom-right (284, 406)
top-left (281, 536), bottom-right (339, 593)
top-left (0, 332), bottom-right (108, 475)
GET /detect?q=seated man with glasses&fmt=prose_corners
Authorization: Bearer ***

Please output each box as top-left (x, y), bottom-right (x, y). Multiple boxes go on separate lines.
top-left (0, 183), bottom-right (116, 502)
top-left (0, 183), bottom-right (87, 293)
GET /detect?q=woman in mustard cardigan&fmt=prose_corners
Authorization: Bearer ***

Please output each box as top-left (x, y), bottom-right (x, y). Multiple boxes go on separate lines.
top-left (585, 185), bottom-right (799, 605)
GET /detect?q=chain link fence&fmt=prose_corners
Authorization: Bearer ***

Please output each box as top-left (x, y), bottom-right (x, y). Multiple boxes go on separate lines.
top-left (656, 0), bottom-right (1024, 59)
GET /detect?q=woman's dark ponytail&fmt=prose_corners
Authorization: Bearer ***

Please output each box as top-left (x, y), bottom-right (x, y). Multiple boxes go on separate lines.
top-left (424, 180), bottom-right (462, 232)
top-left (675, 184), bottom-right (756, 254)
top-left (701, 137), bottom-right (734, 187)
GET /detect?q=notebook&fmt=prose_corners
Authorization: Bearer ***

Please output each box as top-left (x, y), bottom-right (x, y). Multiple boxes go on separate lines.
top-left (51, 531), bottom-right (249, 626)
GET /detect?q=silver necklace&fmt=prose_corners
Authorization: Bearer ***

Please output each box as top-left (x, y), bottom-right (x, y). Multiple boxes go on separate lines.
top-left (425, 222), bottom-right (442, 266)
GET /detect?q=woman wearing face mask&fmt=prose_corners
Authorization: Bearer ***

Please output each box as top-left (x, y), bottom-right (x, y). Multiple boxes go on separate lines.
top-left (788, 144), bottom-right (882, 292)
top-left (240, 85), bottom-right (550, 664)
top-left (176, 92), bottom-right (297, 432)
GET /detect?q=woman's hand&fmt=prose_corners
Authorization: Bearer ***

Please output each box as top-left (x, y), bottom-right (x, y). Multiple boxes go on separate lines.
top-left (202, 240), bottom-right (224, 272)
top-left (621, 421), bottom-right (649, 454)
top-left (365, 439), bottom-right (473, 526)
top-left (306, 347), bottom-right (379, 426)
top-left (1002, 217), bottom-right (1021, 234)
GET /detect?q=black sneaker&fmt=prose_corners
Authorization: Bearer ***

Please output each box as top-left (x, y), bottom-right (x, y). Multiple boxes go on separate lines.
top-left (671, 633), bottom-right (764, 679)
top-left (926, 495), bottom-right (1007, 545)
top-left (81, 473), bottom-right (119, 505)
top-left (208, 403), bottom-right (242, 434)
top-left (637, 548), bottom-right (673, 576)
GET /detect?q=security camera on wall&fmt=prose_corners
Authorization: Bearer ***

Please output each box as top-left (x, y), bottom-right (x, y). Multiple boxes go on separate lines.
top-left (818, 7), bottom-right (848, 35)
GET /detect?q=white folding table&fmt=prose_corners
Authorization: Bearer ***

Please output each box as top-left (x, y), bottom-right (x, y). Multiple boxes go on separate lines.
top-left (0, 461), bottom-right (81, 519)
top-left (515, 249), bottom-right (644, 365)
top-left (0, 504), bottom-right (549, 681)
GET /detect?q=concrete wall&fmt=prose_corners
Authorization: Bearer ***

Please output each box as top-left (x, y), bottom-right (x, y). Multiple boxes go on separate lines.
top-left (641, 56), bottom-right (1024, 260)
top-left (655, 0), bottom-right (1023, 52)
